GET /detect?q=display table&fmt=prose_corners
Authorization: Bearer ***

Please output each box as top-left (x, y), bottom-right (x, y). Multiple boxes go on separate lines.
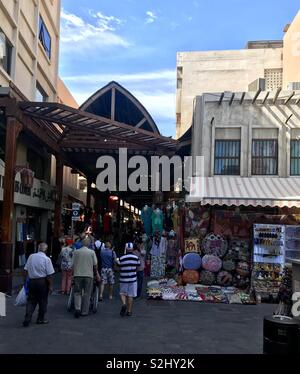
top-left (291, 259), bottom-right (300, 321)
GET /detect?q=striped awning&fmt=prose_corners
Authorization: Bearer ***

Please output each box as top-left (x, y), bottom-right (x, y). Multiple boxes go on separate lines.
top-left (188, 176), bottom-right (300, 208)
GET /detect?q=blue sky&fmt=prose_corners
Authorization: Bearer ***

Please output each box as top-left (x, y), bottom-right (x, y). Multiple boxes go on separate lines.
top-left (59, 0), bottom-right (299, 137)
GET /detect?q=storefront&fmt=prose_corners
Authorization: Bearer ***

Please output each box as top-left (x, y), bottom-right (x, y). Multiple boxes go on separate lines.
top-left (145, 199), bottom-right (300, 305)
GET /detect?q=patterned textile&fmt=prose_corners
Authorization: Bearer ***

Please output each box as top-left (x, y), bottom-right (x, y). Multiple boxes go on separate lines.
top-left (150, 255), bottom-right (166, 278)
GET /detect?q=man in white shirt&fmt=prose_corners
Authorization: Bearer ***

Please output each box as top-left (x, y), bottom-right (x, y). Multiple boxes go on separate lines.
top-left (72, 237), bottom-right (100, 318)
top-left (23, 243), bottom-right (55, 327)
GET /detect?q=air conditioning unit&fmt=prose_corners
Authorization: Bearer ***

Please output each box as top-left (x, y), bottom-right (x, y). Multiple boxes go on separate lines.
top-left (288, 82), bottom-right (300, 90)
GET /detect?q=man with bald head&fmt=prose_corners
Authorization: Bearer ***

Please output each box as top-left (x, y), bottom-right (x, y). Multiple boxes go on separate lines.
top-left (23, 242), bottom-right (55, 327)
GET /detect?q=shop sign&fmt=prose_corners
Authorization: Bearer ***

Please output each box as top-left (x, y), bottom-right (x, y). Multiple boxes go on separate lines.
top-left (72, 202), bottom-right (81, 221)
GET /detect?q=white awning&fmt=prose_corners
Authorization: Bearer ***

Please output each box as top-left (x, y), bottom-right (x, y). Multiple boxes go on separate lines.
top-left (187, 176), bottom-right (300, 208)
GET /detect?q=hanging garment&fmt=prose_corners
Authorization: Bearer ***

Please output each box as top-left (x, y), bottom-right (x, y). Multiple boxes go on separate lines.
top-left (141, 206), bottom-right (153, 236)
top-left (172, 207), bottom-right (180, 232)
top-left (167, 239), bottom-right (179, 268)
top-left (152, 209), bottom-right (164, 234)
top-left (158, 236), bottom-right (168, 256)
top-left (164, 206), bottom-right (173, 231)
top-left (151, 255), bottom-right (166, 278)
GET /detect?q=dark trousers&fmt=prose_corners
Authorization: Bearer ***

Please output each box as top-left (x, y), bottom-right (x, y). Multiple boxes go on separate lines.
top-left (137, 271), bottom-right (144, 298)
top-left (24, 278), bottom-right (49, 323)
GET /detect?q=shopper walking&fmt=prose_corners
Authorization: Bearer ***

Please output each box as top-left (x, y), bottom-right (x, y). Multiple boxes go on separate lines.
top-left (133, 241), bottom-right (146, 299)
top-left (59, 238), bottom-right (73, 295)
top-left (23, 243), bottom-right (54, 327)
top-left (117, 242), bottom-right (140, 317)
top-left (99, 242), bottom-right (117, 301)
top-left (72, 237), bottom-right (100, 318)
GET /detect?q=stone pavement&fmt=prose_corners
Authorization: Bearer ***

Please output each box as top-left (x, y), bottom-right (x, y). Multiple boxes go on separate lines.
top-left (0, 276), bottom-right (275, 354)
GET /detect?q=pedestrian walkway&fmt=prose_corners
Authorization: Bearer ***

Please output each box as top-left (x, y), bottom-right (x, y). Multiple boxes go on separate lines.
top-left (0, 275), bottom-right (274, 353)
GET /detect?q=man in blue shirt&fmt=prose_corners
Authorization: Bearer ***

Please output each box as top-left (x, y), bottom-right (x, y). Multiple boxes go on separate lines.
top-left (99, 242), bottom-right (117, 301)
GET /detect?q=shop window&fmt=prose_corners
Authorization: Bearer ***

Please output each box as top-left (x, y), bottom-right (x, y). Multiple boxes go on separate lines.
top-left (0, 29), bottom-right (13, 75)
top-left (38, 16), bottom-right (51, 59)
top-left (252, 139), bottom-right (278, 175)
top-left (214, 140), bottom-right (240, 175)
top-left (290, 140), bottom-right (300, 175)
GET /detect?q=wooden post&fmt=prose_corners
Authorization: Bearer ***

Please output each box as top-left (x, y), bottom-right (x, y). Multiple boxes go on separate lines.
top-left (52, 157), bottom-right (63, 265)
top-left (53, 157), bottom-right (63, 238)
top-left (0, 117), bottom-right (22, 294)
top-left (86, 179), bottom-right (92, 209)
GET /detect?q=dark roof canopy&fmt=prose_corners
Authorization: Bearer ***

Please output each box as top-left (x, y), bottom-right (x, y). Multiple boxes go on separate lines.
top-left (81, 81), bottom-right (160, 134)
top-left (1, 83), bottom-right (178, 183)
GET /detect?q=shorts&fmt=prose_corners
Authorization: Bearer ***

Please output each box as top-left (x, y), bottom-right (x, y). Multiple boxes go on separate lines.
top-left (119, 282), bottom-right (137, 298)
top-left (101, 268), bottom-right (115, 285)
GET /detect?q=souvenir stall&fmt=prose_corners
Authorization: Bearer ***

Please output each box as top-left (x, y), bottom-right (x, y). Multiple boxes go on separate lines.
top-left (252, 224), bottom-right (285, 302)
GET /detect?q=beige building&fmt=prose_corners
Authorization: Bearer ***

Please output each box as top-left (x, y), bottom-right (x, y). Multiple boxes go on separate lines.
top-left (0, 0), bottom-right (60, 101)
top-left (0, 1), bottom-right (84, 253)
top-left (177, 10), bottom-right (300, 138)
top-left (189, 89), bottom-right (300, 206)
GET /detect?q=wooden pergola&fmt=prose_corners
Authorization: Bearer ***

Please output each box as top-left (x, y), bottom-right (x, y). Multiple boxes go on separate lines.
top-left (0, 84), bottom-right (179, 292)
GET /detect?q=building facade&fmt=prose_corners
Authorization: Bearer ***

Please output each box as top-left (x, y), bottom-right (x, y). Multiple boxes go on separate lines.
top-left (177, 10), bottom-right (300, 138)
top-left (190, 90), bottom-right (300, 206)
top-left (0, 1), bottom-right (84, 268)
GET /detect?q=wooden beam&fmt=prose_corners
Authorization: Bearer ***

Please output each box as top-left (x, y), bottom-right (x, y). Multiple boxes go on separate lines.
top-left (19, 101), bottom-right (178, 148)
top-left (285, 114), bottom-right (293, 124)
top-left (252, 89), bottom-right (262, 104)
top-left (111, 87), bottom-right (116, 121)
top-left (136, 118), bottom-right (147, 129)
top-left (229, 93), bottom-right (235, 106)
top-left (239, 92), bottom-right (246, 105)
top-left (19, 113), bottom-right (61, 154)
top-left (262, 91), bottom-right (270, 105)
top-left (0, 117), bottom-right (23, 293)
top-left (218, 92), bottom-right (225, 105)
top-left (285, 91), bottom-right (295, 105)
top-left (296, 96), bottom-right (300, 105)
top-left (54, 157), bottom-right (63, 239)
top-left (273, 87), bottom-right (282, 104)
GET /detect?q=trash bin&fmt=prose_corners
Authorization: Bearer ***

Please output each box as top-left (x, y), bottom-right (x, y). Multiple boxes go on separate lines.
top-left (263, 315), bottom-right (300, 354)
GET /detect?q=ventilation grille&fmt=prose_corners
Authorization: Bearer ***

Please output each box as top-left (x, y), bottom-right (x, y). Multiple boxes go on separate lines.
top-left (264, 68), bottom-right (283, 91)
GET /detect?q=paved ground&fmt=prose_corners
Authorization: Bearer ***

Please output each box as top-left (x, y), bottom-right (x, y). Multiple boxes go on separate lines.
top-left (0, 276), bottom-right (275, 354)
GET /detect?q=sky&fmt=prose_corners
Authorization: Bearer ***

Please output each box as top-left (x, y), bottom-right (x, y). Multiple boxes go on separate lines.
top-left (59, 0), bottom-right (300, 138)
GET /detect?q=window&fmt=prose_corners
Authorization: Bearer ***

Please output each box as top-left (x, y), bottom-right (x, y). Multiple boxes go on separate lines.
top-left (177, 66), bottom-right (183, 89)
top-left (214, 140), bottom-right (240, 175)
top-left (36, 83), bottom-right (48, 102)
top-left (252, 139), bottom-right (278, 175)
top-left (38, 16), bottom-right (51, 59)
top-left (0, 29), bottom-right (13, 75)
top-left (290, 140), bottom-right (300, 175)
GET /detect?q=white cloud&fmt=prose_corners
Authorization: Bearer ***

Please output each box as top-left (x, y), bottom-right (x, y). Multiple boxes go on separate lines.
top-left (132, 90), bottom-right (175, 120)
top-left (60, 9), bottom-right (130, 53)
top-left (146, 11), bottom-right (157, 24)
